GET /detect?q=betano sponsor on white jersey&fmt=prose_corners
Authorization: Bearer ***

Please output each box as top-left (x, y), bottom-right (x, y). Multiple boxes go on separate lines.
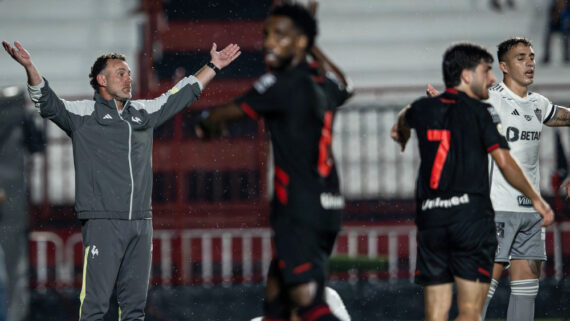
top-left (485, 82), bottom-right (558, 212)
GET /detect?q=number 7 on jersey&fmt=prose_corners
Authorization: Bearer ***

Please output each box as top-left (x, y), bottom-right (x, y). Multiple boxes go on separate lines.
top-left (427, 129), bottom-right (450, 189)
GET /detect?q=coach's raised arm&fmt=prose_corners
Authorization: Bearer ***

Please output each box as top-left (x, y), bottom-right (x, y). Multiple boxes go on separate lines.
top-left (2, 41), bottom-right (42, 86)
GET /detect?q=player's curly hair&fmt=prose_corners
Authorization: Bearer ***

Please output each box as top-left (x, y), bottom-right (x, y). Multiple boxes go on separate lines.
top-left (89, 53), bottom-right (127, 91)
top-left (442, 42), bottom-right (494, 88)
top-left (497, 37), bottom-right (532, 62)
top-left (270, 3), bottom-right (318, 52)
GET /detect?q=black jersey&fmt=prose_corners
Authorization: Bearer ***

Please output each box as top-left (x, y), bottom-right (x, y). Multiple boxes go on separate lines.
top-left (406, 88), bottom-right (509, 228)
top-left (235, 62), bottom-right (349, 230)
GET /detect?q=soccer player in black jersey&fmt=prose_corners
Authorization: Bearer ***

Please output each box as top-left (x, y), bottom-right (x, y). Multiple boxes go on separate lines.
top-left (198, 3), bottom-right (351, 321)
top-left (391, 43), bottom-right (553, 321)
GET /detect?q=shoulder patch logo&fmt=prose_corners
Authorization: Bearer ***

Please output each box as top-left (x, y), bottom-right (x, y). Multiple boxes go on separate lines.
top-left (511, 109), bottom-right (520, 116)
top-left (253, 73), bottom-right (276, 94)
top-left (169, 87), bottom-right (180, 95)
top-left (487, 106), bottom-right (501, 123)
top-left (533, 108), bottom-right (542, 121)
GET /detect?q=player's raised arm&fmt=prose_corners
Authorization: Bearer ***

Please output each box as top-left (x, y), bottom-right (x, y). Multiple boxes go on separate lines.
top-left (490, 148), bottom-right (555, 226)
top-left (194, 43), bottom-right (241, 88)
top-left (2, 41), bottom-right (43, 86)
top-left (390, 104), bottom-right (411, 152)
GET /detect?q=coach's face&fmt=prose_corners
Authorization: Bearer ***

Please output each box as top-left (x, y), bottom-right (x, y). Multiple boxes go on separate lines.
top-left (97, 59), bottom-right (133, 101)
top-left (500, 43), bottom-right (535, 87)
top-left (469, 61), bottom-right (496, 100)
top-left (263, 15), bottom-right (307, 70)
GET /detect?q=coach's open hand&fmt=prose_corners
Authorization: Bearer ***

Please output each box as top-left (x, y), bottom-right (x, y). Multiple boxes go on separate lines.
top-left (2, 41), bottom-right (33, 67)
top-left (209, 43), bottom-right (241, 70)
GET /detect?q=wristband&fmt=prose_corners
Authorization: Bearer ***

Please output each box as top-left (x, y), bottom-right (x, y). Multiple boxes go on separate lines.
top-left (206, 62), bottom-right (220, 74)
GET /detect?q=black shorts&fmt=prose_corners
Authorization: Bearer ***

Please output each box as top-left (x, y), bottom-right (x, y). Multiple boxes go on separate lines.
top-left (270, 217), bottom-right (339, 285)
top-left (415, 216), bottom-right (497, 286)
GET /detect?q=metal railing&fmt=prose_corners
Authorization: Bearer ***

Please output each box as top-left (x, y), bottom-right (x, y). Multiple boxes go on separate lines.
top-left (30, 222), bottom-right (570, 288)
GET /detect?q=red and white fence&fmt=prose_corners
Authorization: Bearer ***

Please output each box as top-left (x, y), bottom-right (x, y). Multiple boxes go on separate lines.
top-left (30, 222), bottom-right (570, 289)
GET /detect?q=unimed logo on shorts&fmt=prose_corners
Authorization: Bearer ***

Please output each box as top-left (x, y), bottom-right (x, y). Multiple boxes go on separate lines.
top-left (320, 193), bottom-right (345, 210)
top-left (517, 195), bottom-right (533, 207)
top-left (421, 194), bottom-right (470, 211)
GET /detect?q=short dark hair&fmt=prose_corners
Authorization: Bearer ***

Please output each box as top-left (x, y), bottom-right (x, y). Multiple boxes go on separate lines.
top-left (270, 3), bottom-right (317, 51)
top-left (89, 53), bottom-right (127, 91)
top-left (442, 42), bottom-right (494, 88)
top-left (497, 37), bottom-right (532, 62)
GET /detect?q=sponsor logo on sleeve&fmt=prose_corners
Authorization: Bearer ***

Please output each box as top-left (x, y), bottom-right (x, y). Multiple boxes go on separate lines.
top-left (253, 73), bottom-right (276, 94)
top-left (487, 107), bottom-right (501, 123)
top-left (496, 123), bottom-right (505, 136)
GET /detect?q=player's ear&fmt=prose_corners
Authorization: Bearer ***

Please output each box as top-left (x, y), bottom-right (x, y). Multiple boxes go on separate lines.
top-left (296, 35), bottom-right (308, 52)
top-left (460, 68), bottom-right (473, 85)
top-left (499, 61), bottom-right (508, 75)
top-left (96, 74), bottom-right (107, 88)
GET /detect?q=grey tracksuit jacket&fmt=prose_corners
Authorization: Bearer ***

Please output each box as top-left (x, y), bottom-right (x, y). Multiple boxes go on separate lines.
top-left (28, 76), bottom-right (203, 220)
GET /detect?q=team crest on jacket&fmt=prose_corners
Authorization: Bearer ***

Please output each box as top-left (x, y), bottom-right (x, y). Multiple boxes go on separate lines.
top-left (91, 245), bottom-right (99, 259)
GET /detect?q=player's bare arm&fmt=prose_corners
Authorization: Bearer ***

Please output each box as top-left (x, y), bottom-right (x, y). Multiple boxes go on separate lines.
top-left (561, 176), bottom-right (570, 199)
top-left (390, 104), bottom-right (411, 152)
top-left (545, 105), bottom-right (570, 127)
top-left (490, 148), bottom-right (555, 226)
top-left (2, 41), bottom-right (43, 86)
top-left (194, 43), bottom-right (241, 87)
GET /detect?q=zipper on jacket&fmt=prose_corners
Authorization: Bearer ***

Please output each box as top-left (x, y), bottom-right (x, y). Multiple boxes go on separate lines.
top-left (114, 100), bottom-right (134, 220)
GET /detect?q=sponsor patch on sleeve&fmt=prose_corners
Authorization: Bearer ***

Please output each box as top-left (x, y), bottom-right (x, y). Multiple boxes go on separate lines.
top-left (253, 73), bottom-right (276, 94)
top-left (487, 106), bottom-right (501, 123)
top-left (169, 86), bottom-right (180, 95)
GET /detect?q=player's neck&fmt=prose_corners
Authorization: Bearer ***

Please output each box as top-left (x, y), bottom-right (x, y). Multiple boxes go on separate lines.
top-left (503, 77), bottom-right (528, 98)
top-left (286, 53), bottom-right (306, 70)
top-left (454, 84), bottom-right (478, 100)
